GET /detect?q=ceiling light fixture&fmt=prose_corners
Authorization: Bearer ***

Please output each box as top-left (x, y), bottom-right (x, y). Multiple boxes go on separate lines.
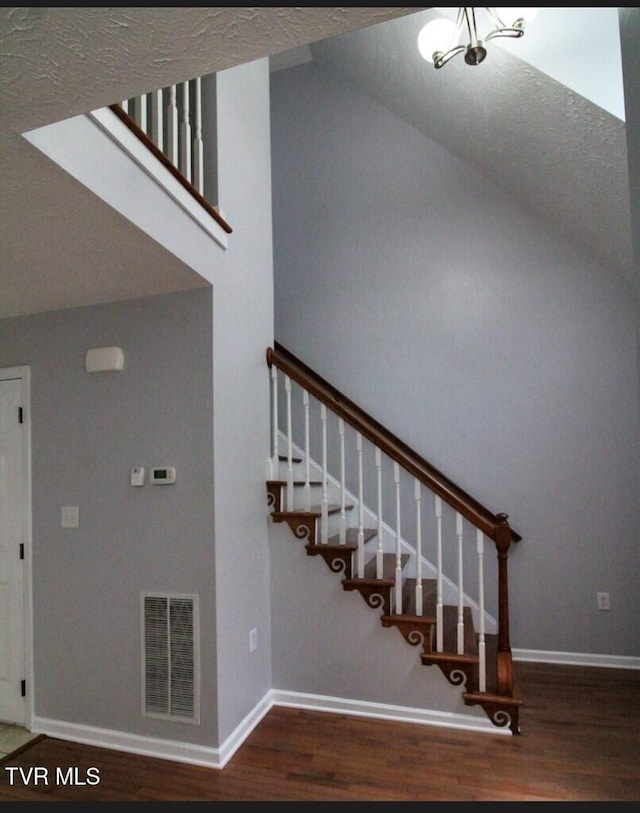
top-left (418, 8), bottom-right (539, 69)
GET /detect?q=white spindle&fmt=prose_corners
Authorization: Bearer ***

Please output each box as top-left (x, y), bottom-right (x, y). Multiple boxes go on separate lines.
top-left (456, 512), bottom-right (465, 654)
top-left (394, 462), bottom-right (403, 614)
top-left (121, 99), bottom-right (130, 116)
top-left (375, 448), bottom-right (383, 579)
top-left (303, 390), bottom-right (311, 511)
top-left (357, 433), bottom-right (365, 577)
top-left (285, 375), bottom-right (294, 511)
top-left (477, 528), bottom-right (487, 692)
top-left (151, 88), bottom-right (164, 153)
top-left (435, 495), bottom-right (444, 652)
top-left (320, 404), bottom-right (329, 544)
top-left (180, 81), bottom-right (192, 183)
top-left (269, 364), bottom-right (278, 480)
top-left (167, 85), bottom-right (178, 166)
top-left (339, 418), bottom-right (346, 545)
top-left (193, 77), bottom-right (204, 194)
top-left (414, 478), bottom-right (423, 616)
top-left (135, 93), bottom-right (148, 134)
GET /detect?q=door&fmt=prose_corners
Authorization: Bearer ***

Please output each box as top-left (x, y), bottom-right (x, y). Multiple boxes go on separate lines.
top-left (0, 376), bottom-right (27, 725)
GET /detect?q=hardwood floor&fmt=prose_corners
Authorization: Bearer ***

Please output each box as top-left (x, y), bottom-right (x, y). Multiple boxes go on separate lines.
top-left (0, 662), bottom-right (638, 802)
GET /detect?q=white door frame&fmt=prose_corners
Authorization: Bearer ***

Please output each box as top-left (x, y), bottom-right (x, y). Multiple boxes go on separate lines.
top-left (0, 366), bottom-right (33, 730)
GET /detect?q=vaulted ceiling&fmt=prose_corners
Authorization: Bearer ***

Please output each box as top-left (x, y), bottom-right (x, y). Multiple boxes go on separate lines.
top-left (0, 7), bottom-right (636, 319)
top-left (297, 8), bottom-right (634, 287)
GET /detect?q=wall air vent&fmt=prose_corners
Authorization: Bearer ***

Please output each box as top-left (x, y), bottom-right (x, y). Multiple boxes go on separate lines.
top-left (141, 593), bottom-right (200, 724)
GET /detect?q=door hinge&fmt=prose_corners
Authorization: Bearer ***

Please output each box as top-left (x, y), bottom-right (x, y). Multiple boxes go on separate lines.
top-left (18, 406), bottom-right (23, 424)
top-left (21, 680), bottom-right (26, 697)
top-left (20, 543), bottom-right (24, 560)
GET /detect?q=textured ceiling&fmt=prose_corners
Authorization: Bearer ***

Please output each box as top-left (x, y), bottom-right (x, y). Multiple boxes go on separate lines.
top-left (307, 9), bottom-right (634, 287)
top-left (0, 6), bottom-right (635, 319)
top-left (0, 6), bottom-right (421, 319)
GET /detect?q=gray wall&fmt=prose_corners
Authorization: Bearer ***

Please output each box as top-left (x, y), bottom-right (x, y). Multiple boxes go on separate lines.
top-left (212, 57), bottom-right (275, 743)
top-left (0, 288), bottom-right (217, 744)
top-left (270, 62), bottom-right (640, 658)
top-left (0, 57), bottom-right (277, 750)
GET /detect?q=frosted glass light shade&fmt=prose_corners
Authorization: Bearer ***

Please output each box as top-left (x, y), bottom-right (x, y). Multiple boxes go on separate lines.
top-left (418, 18), bottom-right (457, 63)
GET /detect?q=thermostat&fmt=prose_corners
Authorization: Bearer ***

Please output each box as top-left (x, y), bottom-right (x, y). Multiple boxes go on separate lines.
top-left (150, 466), bottom-right (176, 485)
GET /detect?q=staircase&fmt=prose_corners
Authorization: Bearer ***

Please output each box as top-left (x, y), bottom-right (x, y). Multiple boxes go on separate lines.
top-left (109, 86), bottom-right (524, 735)
top-left (266, 343), bottom-right (523, 735)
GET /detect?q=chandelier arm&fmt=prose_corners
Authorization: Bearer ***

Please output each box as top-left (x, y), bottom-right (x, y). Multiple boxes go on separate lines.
top-left (485, 27), bottom-right (525, 42)
top-left (465, 8), bottom-right (480, 48)
top-left (451, 7), bottom-right (468, 49)
top-left (485, 7), bottom-right (507, 29)
top-left (433, 45), bottom-right (466, 69)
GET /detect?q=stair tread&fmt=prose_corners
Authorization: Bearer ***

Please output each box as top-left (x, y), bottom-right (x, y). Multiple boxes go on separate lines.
top-left (267, 479), bottom-right (323, 487)
top-left (272, 503), bottom-right (353, 518)
top-left (326, 527), bottom-right (377, 546)
top-left (343, 552), bottom-right (409, 585)
top-left (399, 577), bottom-right (437, 617)
top-left (310, 503), bottom-right (354, 515)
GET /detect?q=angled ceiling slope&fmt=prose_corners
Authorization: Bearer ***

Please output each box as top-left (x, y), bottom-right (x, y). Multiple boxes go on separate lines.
top-left (303, 9), bottom-right (634, 287)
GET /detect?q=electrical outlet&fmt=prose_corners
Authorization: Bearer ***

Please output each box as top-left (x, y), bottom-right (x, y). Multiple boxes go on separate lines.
top-left (61, 506), bottom-right (79, 528)
top-left (597, 592), bottom-right (610, 611)
top-left (249, 627), bottom-right (258, 653)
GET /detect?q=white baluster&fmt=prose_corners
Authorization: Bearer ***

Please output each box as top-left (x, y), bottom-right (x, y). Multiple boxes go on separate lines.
top-left (356, 432), bottom-right (364, 579)
top-left (151, 88), bottom-right (164, 153)
top-left (269, 364), bottom-right (278, 480)
top-left (303, 390), bottom-right (311, 511)
top-left (135, 93), bottom-right (148, 134)
top-left (376, 447), bottom-right (383, 579)
top-left (456, 512), bottom-right (464, 654)
top-left (435, 495), bottom-right (443, 652)
top-left (193, 77), bottom-right (204, 195)
top-left (320, 404), bottom-right (329, 544)
top-left (477, 528), bottom-right (487, 692)
top-left (121, 99), bottom-right (130, 116)
top-left (285, 375), bottom-right (294, 511)
top-left (394, 462), bottom-right (402, 614)
top-left (414, 478), bottom-right (423, 617)
top-left (356, 433), bottom-right (364, 578)
top-left (167, 85), bottom-right (178, 167)
top-left (180, 81), bottom-right (192, 183)
top-left (339, 418), bottom-right (346, 545)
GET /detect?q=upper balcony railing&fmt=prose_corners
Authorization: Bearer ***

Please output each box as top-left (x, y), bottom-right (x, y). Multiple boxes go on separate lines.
top-left (114, 76), bottom-right (231, 236)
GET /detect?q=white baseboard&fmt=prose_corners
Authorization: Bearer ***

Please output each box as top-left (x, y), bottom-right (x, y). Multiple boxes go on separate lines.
top-left (32, 692), bottom-right (273, 771)
top-left (270, 689), bottom-right (507, 735)
top-left (513, 648), bottom-right (640, 670)
top-left (31, 689), bottom-right (506, 770)
top-left (31, 650), bottom-right (638, 769)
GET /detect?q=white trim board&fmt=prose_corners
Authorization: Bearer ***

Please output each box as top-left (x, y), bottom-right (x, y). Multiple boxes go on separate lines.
top-left (31, 686), bottom-right (503, 771)
top-left (513, 649), bottom-right (640, 670)
top-left (32, 647), bottom-right (638, 770)
top-left (22, 109), bottom-right (227, 287)
top-left (274, 430), bottom-right (498, 633)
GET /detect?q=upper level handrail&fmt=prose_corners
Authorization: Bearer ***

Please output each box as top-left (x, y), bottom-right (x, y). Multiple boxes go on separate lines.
top-left (109, 103), bottom-right (233, 235)
top-left (267, 342), bottom-right (521, 544)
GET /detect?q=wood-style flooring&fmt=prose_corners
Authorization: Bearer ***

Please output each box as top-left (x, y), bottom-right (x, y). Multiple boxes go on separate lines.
top-left (0, 661), bottom-right (638, 802)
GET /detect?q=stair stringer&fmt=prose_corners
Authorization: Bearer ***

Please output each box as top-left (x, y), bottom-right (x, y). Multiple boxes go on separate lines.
top-left (267, 511), bottom-right (503, 735)
top-left (271, 430), bottom-right (498, 635)
top-left (267, 451), bottom-right (523, 735)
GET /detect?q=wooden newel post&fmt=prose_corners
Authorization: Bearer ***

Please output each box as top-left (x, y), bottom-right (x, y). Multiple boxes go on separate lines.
top-left (494, 512), bottom-right (515, 697)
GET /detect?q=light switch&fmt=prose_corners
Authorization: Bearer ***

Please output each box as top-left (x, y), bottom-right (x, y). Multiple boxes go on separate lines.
top-left (130, 466), bottom-right (145, 486)
top-left (61, 506), bottom-right (79, 528)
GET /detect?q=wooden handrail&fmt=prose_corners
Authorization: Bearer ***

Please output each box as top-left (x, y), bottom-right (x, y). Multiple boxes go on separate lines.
top-left (267, 342), bottom-right (521, 544)
top-left (108, 103), bottom-right (233, 235)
